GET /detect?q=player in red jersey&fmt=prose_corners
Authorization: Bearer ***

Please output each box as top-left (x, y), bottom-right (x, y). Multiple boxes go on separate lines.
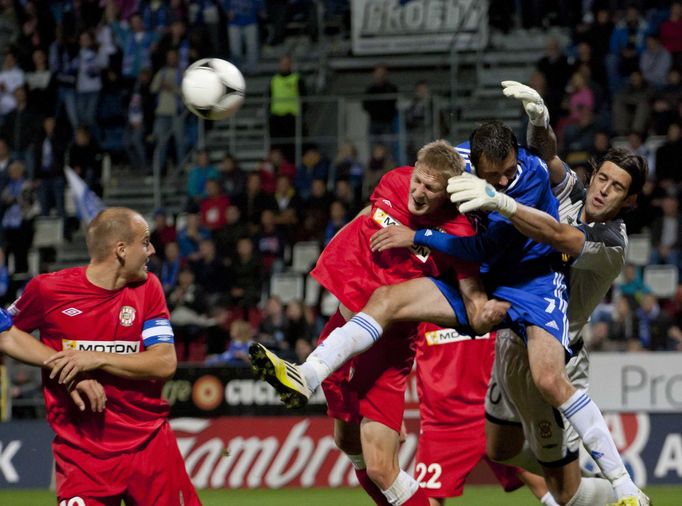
top-left (2, 207), bottom-right (200, 506)
top-left (252, 141), bottom-right (509, 506)
top-left (414, 323), bottom-right (553, 505)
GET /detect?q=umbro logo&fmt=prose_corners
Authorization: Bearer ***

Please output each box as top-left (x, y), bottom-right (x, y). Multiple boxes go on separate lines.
top-left (546, 321), bottom-right (559, 330)
top-left (62, 308), bottom-right (82, 317)
top-left (382, 199), bottom-right (392, 208)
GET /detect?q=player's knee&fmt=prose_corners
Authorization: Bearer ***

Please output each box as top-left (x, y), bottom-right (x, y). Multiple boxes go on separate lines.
top-left (334, 428), bottom-right (362, 455)
top-left (365, 459), bottom-right (396, 490)
top-left (550, 487), bottom-right (575, 505)
top-left (486, 439), bottom-right (520, 463)
top-left (531, 369), bottom-right (565, 407)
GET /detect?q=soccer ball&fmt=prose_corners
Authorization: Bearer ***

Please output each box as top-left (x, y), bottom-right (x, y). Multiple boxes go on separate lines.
top-left (181, 58), bottom-right (246, 120)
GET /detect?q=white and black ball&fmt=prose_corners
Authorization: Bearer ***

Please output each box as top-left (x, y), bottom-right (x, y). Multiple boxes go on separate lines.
top-left (182, 58), bottom-right (246, 120)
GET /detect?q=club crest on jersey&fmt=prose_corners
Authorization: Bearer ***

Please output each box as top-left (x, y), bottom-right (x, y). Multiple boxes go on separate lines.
top-left (119, 306), bottom-right (136, 326)
top-left (538, 420), bottom-right (553, 439)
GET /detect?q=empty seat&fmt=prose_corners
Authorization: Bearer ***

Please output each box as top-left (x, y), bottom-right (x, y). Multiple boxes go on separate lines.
top-left (33, 217), bottom-right (64, 248)
top-left (292, 241), bottom-right (321, 273)
top-left (270, 272), bottom-right (304, 304)
top-left (643, 264), bottom-right (678, 298)
top-left (625, 235), bottom-right (651, 266)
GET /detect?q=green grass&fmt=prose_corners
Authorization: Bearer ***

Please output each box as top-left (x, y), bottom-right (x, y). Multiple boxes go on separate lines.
top-left (0, 486), bottom-right (679, 505)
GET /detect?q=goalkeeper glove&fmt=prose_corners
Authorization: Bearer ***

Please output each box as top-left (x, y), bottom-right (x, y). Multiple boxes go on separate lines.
top-left (447, 173), bottom-right (518, 218)
top-left (0, 308), bottom-right (13, 333)
top-left (501, 80), bottom-right (549, 128)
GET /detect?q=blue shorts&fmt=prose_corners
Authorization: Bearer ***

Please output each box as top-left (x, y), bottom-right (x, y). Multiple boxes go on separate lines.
top-left (431, 270), bottom-right (571, 354)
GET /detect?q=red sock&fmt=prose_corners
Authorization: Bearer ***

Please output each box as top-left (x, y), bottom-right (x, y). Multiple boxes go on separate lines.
top-left (400, 486), bottom-right (431, 506)
top-left (355, 468), bottom-right (391, 505)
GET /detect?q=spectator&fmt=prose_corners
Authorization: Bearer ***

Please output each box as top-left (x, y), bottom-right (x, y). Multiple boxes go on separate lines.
top-left (636, 293), bottom-right (673, 351)
top-left (153, 19), bottom-right (189, 72)
top-left (33, 116), bottom-right (65, 218)
top-left (140, 0), bottom-right (171, 34)
top-left (333, 178), bottom-right (362, 218)
top-left (362, 64), bottom-right (397, 149)
top-left (159, 241), bottom-right (182, 294)
top-left (565, 71), bottom-right (595, 121)
top-left (0, 248), bottom-right (9, 304)
top-left (273, 174), bottom-right (301, 229)
top-left (150, 209), bottom-right (177, 260)
top-left (225, 0), bottom-right (266, 75)
top-left (258, 296), bottom-right (287, 350)
top-left (294, 145), bottom-right (329, 201)
top-left (365, 142), bottom-right (395, 194)
top-left (651, 69), bottom-right (682, 135)
top-left (187, 148), bottom-right (218, 200)
top-left (332, 141), bottom-right (364, 199)
top-left (112, 11), bottom-right (157, 88)
top-left (226, 236), bottom-right (262, 316)
top-left (189, 238), bottom-right (229, 301)
top-left (0, 50), bottom-right (25, 118)
top-left (590, 130), bottom-right (612, 161)
top-left (571, 41), bottom-right (608, 92)
top-left (168, 267), bottom-right (209, 360)
top-left (405, 80), bottom-right (430, 165)
top-left (49, 28), bottom-right (78, 131)
top-left (1, 161), bottom-right (38, 273)
top-left (0, 136), bottom-right (9, 189)
top-left (254, 208), bottom-right (286, 275)
top-left (655, 123), bottom-right (682, 183)
top-left (125, 68), bottom-right (154, 172)
top-left (659, 1), bottom-right (682, 69)
top-left (1, 86), bottom-right (37, 172)
top-left (75, 30), bottom-right (108, 132)
top-left (612, 70), bottom-right (652, 135)
top-left (301, 178), bottom-right (332, 240)
top-left (199, 179), bottom-right (230, 231)
top-left (7, 357), bottom-right (43, 418)
top-left (268, 54), bottom-right (305, 163)
top-left (324, 200), bottom-right (347, 245)
top-left (576, 8), bottom-right (614, 70)
top-left (69, 126), bottom-right (102, 196)
top-left (151, 49), bottom-right (184, 173)
top-left (639, 34), bottom-right (672, 88)
top-left (607, 296), bottom-right (637, 349)
top-left (205, 319), bottom-right (254, 366)
top-left (218, 153), bottom-right (246, 200)
top-left (266, 0), bottom-right (288, 46)
top-left (616, 263), bottom-right (650, 305)
top-left (233, 172), bottom-right (277, 227)
top-left (607, 5), bottom-right (648, 91)
top-left (282, 299), bottom-right (312, 350)
top-left (267, 147), bottom-right (296, 181)
top-left (537, 38), bottom-right (571, 122)
top-left (650, 195), bottom-right (682, 272)
top-left (213, 205), bottom-right (247, 259)
top-left (177, 212), bottom-right (210, 261)
top-left (25, 49), bottom-right (54, 117)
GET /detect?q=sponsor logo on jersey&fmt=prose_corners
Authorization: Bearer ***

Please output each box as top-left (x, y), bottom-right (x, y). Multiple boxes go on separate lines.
top-left (61, 339), bottom-right (140, 354)
top-left (424, 328), bottom-right (490, 346)
top-left (61, 307), bottom-right (82, 317)
top-left (372, 208), bottom-right (430, 262)
top-left (119, 306), bottom-right (136, 326)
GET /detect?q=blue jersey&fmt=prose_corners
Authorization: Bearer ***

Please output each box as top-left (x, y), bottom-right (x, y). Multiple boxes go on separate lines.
top-left (416, 143), bottom-right (569, 350)
top-left (454, 142), bottom-right (559, 280)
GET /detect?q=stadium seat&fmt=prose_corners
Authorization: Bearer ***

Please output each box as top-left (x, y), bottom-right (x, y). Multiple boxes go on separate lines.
top-left (270, 272), bottom-right (304, 303)
top-left (32, 217), bottom-right (64, 248)
top-left (626, 234), bottom-right (651, 266)
top-left (643, 265), bottom-right (679, 298)
top-left (320, 290), bottom-right (340, 317)
top-left (291, 241), bottom-right (320, 273)
top-left (305, 274), bottom-right (321, 306)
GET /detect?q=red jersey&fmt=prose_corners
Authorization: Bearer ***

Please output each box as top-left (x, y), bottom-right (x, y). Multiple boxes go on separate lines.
top-left (416, 322), bottom-right (496, 433)
top-left (200, 194), bottom-right (230, 230)
top-left (10, 267), bottom-right (172, 457)
top-left (311, 166), bottom-right (479, 312)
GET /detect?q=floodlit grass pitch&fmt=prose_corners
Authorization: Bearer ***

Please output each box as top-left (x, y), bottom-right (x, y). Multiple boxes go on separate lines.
top-left (1, 486), bottom-right (680, 505)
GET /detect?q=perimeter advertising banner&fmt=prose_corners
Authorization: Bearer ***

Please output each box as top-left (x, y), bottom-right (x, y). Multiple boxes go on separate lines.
top-left (350, 0), bottom-right (489, 55)
top-left (2, 414), bottom-right (681, 488)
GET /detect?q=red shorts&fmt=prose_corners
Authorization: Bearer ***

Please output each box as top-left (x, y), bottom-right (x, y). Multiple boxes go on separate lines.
top-left (320, 310), bottom-right (418, 433)
top-left (54, 421), bottom-right (201, 506)
top-left (414, 424), bottom-right (523, 498)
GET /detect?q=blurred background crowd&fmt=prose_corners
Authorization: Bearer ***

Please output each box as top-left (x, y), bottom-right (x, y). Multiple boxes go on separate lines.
top-left (0, 0), bottom-right (681, 417)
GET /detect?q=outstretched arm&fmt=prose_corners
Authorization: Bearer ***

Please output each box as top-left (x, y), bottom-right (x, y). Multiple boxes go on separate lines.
top-left (501, 80), bottom-right (566, 186)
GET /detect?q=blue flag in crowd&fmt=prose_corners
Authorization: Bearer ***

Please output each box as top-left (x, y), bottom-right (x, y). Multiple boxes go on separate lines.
top-left (64, 167), bottom-right (106, 225)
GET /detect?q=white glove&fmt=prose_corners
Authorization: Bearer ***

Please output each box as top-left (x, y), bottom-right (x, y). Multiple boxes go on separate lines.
top-left (447, 173), bottom-right (518, 218)
top-left (501, 80), bottom-right (549, 128)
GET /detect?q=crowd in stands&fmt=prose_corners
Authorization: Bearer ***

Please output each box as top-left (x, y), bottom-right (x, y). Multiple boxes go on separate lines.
top-left (1, 1), bottom-right (682, 403)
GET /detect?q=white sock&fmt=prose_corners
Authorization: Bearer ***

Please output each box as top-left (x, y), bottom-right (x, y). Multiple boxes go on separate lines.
top-left (565, 477), bottom-right (617, 505)
top-left (560, 390), bottom-right (638, 496)
top-left (347, 453), bottom-right (366, 470)
top-left (301, 312), bottom-right (383, 391)
top-left (382, 470), bottom-right (420, 506)
top-left (540, 492), bottom-right (559, 506)
top-left (499, 441), bottom-right (544, 476)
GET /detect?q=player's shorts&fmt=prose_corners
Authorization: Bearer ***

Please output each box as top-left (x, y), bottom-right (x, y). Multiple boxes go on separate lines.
top-left (415, 424), bottom-right (523, 497)
top-left (432, 270), bottom-right (570, 353)
top-left (54, 421), bottom-right (201, 506)
top-left (321, 310), bottom-right (418, 433)
top-left (484, 329), bottom-right (588, 466)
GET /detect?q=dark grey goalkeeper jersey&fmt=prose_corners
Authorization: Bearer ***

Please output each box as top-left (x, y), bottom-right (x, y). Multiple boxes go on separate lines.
top-left (553, 168), bottom-right (628, 345)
